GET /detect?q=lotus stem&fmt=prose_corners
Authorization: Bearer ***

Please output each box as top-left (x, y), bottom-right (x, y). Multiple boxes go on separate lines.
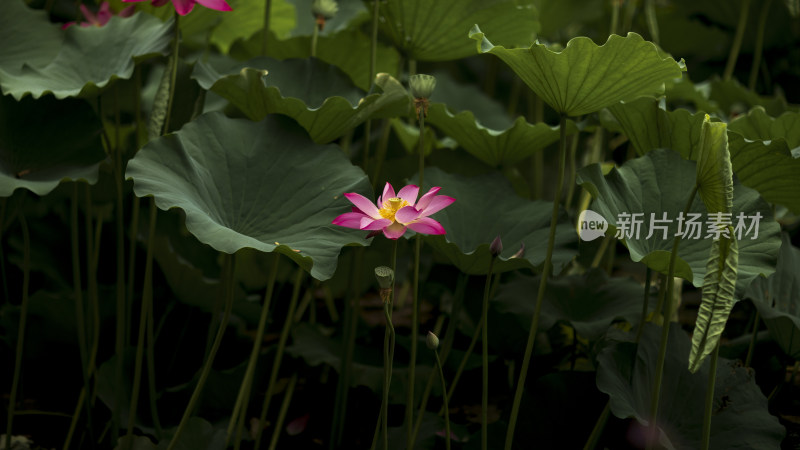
top-left (635, 268), bottom-right (653, 342)
top-left (723, 0), bottom-right (751, 81)
top-left (701, 343), bottom-right (720, 450)
top-left (230, 252), bottom-right (280, 449)
top-left (167, 253), bottom-right (236, 450)
top-left (163, 12), bottom-right (180, 135)
top-left (267, 373), bottom-right (298, 450)
top-left (646, 185), bottom-right (697, 450)
top-left (0, 198), bottom-right (8, 302)
top-left (113, 86), bottom-right (127, 446)
top-left (371, 240), bottom-right (398, 450)
top-left (749, 0), bottom-right (772, 90)
top-left (311, 22), bottom-right (320, 58)
top-left (124, 197), bottom-right (158, 447)
top-left (5, 205), bottom-right (30, 450)
top-left (434, 349), bottom-right (451, 450)
top-left (442, 316), bottom-right (482, 415)
top-left (504, 113), bottom-right (569, 450)
top-left (610, 0), bottom-right (620, 36)
top-left (262, 0), bottom-right (273, 56)
top-left (582, 401), bottom-right (611, 450)
top-left (481, 257), bottom-right (496, 450)
top-left (254, 268), bottom-right (305, 450)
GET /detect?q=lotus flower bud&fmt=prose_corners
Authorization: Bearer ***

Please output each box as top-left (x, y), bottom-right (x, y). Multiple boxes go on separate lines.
top-left (409, 74), bottom-right (436, 99)
top-left (490, 235), bottom-right (503, 257)
top-left (426, 331), bottom-right (440, 350)
top-left (312, 0), bottom-right (338, 20)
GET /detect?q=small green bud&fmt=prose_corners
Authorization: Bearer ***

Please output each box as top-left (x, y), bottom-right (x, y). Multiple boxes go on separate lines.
top-left (374, 266), bottom-right (394, 290)
top-left (409, 74), bottom-right (436, 99)
top-left (426, 331), bottom-right (439, 350)
top-left (490, 235), bottom-right (503, 257)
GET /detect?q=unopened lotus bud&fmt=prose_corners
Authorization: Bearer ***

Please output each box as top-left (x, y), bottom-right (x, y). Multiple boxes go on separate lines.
top-left (312, 0), bottom-right (338, 29)
top-left (409, 74), bottom-right (436, 99)
top-left (374, 266), bottom-right (394, 290)
top-left (490, 235), bottom-right (503, 257)
top-left (426, 331), bottom-right (440, 350)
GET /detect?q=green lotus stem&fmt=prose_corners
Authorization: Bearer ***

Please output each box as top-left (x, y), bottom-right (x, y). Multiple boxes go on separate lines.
top-left (71, 183), bottom-right (95, 445)
top-left (145, 253), bottom-right (162, 439)
top-left (371, 121), bottom-right (392, 190)
top-left (701, 343), bottom-right (721, 450)
top-left (163, 12), bottom-right (180, 135)
top-left (644, 0), bottom-right (660, 45)
top-left (646, 185), bottom-right (697, 450)
top-left (565, 132), bottom-right (580, 211)
top-left (528, 91), bottom-right (544, 199)
top-left (268, 373), bottom-right (298, 450)
top-left (434, 350), bottom-right (452, 450)
top-left (481, 257), bottom-right (496, 450)
top-left (124, 198), bottom-right (158, 448)
top-left (126, 196), bottom-right (140, 301)
top-left (230, 252), bottom-right (280, 449)
top-left (610, 0), bottom-right (620, 35)
top-left (62, 334), bottom-right (102, 450)
top-left (749, 0), bottom-right (772, 90)
top-left (371, 240), bottom-right (398, 450)
top-left (254, 268), bottom-right (305, 450)
top-left (5, 206), bottom-right (30, 450)
top-left (0, 197), bottom-right (8, 302)
top-left (331, 249), bottom-right (363, 449)
top-left (504, 114), bottom-right (569, 450)
top-left (723, 0), bottom-right (751, 81)
top-left (412, 274), bottom-right (468, 442)
top-left (582, 401), bottom-right (611, 450)
top-left (590, 235), bottom-right (612, 269)
top-left (745, 310), bottom-right (760, 367)
top-left (635, 268), bottom-right (653, 342)
top-left (441, 316), bottom-right (482, 415)
top-left (167, 254), bottom-right (236, 450)
top-left (311, 22), bottom-right (320, 58)
top-left (370, 0), bottom-right (379, 87)
top-left (262, 0), bottom-right (273, 56)
top-left (112, 88), bottom-right (127, 446)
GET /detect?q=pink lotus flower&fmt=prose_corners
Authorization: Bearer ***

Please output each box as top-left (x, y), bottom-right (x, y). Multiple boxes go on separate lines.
top-left (62, 2), bottom-right (135, 29)
top-left (122, 0), bottom-right (232, 16)
top-left (333, 183), bottom-right (455, 240)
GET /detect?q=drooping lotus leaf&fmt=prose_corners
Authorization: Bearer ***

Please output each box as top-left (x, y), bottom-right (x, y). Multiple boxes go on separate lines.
top-left (602, 96), bottom-right (707, 159)
top-left (470, 28), bottom-right (686, 117)
top-left (192, 57), bottom-right (410, 143)
top-left (596, 323), bottom-right (785, 449)
top-left (727, 108), bottom-right (800, 214)
top-left (493, 269), bottom-right (657, 340)
top-left (747, 233), bottom-right (800, 358)
top-left (376, 0), bottom-right (539, 62)
top-left (576, 148), bottom-right (780, 296)
top-left (415, 167), bottom-right (576, 275)
top-left (0, 13), bottom-right (172, 100)
top-left (0, 95), bottom-right (106, 197)
top-left (0, 0), bottom-right (63, 72)
top-left (231, 29), bottom-right (401, 91)
top-left (695, 117), bottom-right (733, 215)
top-left (125, 112), bottom-right (372, 281)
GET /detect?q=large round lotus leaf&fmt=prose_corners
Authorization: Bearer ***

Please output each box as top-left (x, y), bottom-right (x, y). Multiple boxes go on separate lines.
top-left (192, 57), bottom-right (410, 143)
top-left (416, 167), bottom-right (576, 275)
top-left (0, 95), bottom-right (106, 197)
top-left (747, 233), bottom-right (800, 358)
top-left (0, 12), bottom-right (172, 100)
top-left (493, 269), bottom-right (657, 340)
top-left (125, 112), bottom-right (371, 281)
top-left (208, 0), bottom-right (296, 53)
top-left (470, 29), bottom-right (686, 117)
top-left (596, 323), bottom-right (785, 449)
top-left (0, 0), bottom-right (63, 72)
top-left (376, 0), bottom-right (538, 62)
top-left (727, 107), bottom-right (800, 214)
top-left (576, 148), bottom-right (780, 297)
top-left (424, 72), bottom-right (576, 166)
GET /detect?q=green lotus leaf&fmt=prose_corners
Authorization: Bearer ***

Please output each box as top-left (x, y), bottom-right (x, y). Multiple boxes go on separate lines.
top-left (209, 0), bottom-right (296, 53)
top-left (535, 0), bottom-right (604, 41)
top-left (389, 118), bottom-right (456, 157)
top-left (416, 167), bottom-right (576, 275)
top-left (192, 57), bottom-right (410, 143)
top-left (125, 112), bottom-right (372, 281)
top-left (376, 0), bottom-right (538, 62)
top-left (231, 29), bottom-right (401, 91)
top-left (0, 95), bottom-right (106, 197)
top-left (709, 78), bottom-right (789, 118)
top-left (0, 13), bottom-right (172, 100)
top-left (493, 269), bottom-right (657, 340)
top-left (576, 149), bottom-right (780, 296)
top-left (727, 108), bottom-right (800, 214)
top-left (0, 0), bottom-right (63, 72)
top-left (747, 233), bottom-right (800, 358)
top-left (665, 75), bottom-right (720, 114)
top-left (695, 117), bottom-right (733, 215)
top-left (470, 28), bottom-right (686, 116)
top-left (596, 323), bottom-right (785, 449)
top-left (602, 96), bottom-right (707, 159)
top-left (288, 0), bottom-right (368, 37)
